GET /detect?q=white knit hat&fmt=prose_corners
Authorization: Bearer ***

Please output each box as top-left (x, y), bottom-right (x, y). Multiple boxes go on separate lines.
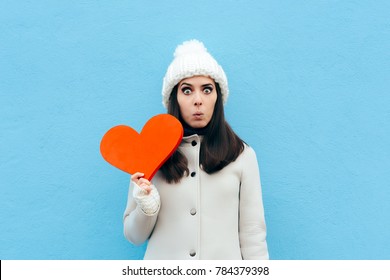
top-left (162, 39), bottom-right (229, 108)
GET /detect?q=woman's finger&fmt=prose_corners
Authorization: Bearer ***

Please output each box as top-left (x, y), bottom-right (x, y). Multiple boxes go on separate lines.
top-left (139, 183), bottom-right (152, 194)
top-left (131, 172), bottom-right (145, 183)
top-left (138, 178), bottom-right (151, 186)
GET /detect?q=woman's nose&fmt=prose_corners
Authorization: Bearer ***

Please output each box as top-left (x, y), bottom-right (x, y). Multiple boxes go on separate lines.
top-left (193, 91), bottom-right (203, 106)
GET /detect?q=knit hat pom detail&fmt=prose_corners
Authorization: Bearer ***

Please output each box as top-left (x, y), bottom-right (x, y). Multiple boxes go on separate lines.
top-left (174, 39), bottom-right (207, 58)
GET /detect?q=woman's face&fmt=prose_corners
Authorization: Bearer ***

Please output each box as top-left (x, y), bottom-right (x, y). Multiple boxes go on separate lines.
top-left (177, 76), bottom-right (217, 129)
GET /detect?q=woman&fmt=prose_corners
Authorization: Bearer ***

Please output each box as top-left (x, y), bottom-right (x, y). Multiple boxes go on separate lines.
top-left (123, 40), bottom-right (268, 260)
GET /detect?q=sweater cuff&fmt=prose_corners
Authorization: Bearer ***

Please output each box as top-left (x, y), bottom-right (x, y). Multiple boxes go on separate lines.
top-left (132, 183), bottom-right (160, 216)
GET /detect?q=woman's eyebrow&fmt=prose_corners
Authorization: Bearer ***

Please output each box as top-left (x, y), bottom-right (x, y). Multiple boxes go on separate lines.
top-left (180, 82), bottom-right (214, 87)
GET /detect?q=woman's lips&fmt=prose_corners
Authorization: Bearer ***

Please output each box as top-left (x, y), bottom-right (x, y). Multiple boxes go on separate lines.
top-left (193, 112), bottom-right (203, 119)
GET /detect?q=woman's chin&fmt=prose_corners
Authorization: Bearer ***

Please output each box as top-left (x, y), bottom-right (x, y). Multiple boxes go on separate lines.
top-left (188, 121), bottom-right (207, 129)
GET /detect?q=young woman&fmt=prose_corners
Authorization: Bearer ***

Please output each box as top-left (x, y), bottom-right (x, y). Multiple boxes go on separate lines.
top-left (123, 40), bottom-right (269, 260)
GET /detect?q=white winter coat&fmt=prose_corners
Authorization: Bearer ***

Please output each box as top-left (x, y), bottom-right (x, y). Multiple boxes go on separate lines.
top-left (123, 134), bottom-right (269, 260)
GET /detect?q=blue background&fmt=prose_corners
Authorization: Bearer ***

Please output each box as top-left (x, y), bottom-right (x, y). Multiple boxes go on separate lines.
top-left (1, 0), bottom-right (389, 260)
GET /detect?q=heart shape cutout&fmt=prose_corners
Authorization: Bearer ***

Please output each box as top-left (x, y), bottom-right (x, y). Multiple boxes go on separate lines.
top-left (100, 114), bottom-right (183, 180)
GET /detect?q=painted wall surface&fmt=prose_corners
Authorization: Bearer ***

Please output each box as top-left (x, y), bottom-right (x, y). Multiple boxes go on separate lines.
top-left (1, 0), bottom-right (389, 260)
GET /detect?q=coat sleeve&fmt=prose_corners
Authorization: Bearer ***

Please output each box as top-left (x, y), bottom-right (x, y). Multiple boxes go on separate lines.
top-left (239, 146), bottom-right (269, 259)
top-left (123, 180), bottom-right (159, 245)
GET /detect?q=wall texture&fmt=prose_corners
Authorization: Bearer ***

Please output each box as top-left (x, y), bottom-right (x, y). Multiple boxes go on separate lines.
top-left (1, 0), bottom-right (389, 259)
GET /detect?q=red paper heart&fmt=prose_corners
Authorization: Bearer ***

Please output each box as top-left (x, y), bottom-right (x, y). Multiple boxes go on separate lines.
top-left (100, 114), bottom-right (183, 180)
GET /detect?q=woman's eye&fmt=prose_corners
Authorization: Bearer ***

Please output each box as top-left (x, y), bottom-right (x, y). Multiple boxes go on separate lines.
top-left (203, 87), bottom-right (213, 94)
top-left (181, 87), bottom-right (192, 95)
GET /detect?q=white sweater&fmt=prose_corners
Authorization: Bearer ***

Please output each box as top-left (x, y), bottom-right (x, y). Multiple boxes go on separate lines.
top-left (123, 134), bottom-right (269, 260)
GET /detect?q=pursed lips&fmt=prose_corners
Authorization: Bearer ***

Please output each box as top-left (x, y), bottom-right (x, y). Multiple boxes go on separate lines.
top-left (193, 112), bottom-right (204, 119)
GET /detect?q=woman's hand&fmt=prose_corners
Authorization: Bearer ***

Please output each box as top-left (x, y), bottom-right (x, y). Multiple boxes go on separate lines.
top-left (131, 172), bottom-right (152, 194)
top-left (131, 172), bottom-right (160, 216)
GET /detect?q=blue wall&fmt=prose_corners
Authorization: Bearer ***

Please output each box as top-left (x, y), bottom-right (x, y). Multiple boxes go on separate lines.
top-left (1, 0), bottom-right (389, 260)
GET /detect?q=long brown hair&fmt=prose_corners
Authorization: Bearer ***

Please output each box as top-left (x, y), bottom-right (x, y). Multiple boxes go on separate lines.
top-left (159, 83), bottom-right (245, 183)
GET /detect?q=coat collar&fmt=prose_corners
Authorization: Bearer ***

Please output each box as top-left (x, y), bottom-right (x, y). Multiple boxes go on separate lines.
top-left (181, 134), bottom-right (203, 145)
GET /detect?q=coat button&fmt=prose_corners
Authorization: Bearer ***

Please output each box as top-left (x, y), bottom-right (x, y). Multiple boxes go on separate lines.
top-left (191, 140), bottom-right (197, 146)
top-left (190, 208), bottom-right (197, 215)
top-left (189, 250), bottom-right (196, 257)
top-left (191, 172), bottom-right (196, 177)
